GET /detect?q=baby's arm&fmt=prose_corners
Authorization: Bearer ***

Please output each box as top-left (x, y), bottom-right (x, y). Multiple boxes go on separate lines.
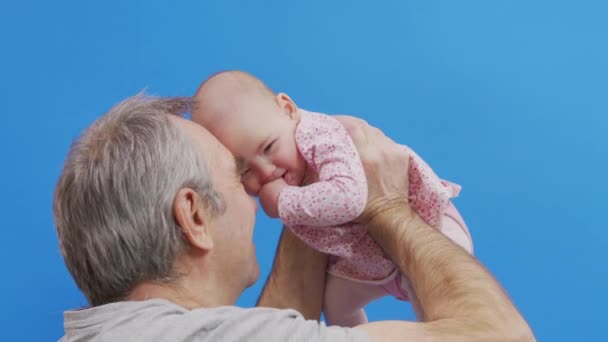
top-left (278, 114), bottom-right (368, 227)
top-left (259, 178), bottom-right (288, 218)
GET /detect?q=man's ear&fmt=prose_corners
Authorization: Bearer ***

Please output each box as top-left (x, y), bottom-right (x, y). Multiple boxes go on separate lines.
top-left (275, 93), bottom-right (300, 121)
top-left (173, 188), bottom-right (214, 251)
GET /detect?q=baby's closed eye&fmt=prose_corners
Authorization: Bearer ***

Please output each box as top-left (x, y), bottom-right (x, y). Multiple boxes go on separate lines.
top-left (264, 139), bottom-right (277, 154)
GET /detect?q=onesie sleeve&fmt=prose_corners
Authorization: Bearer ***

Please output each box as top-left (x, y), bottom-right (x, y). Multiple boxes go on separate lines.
top-left (278, 112), bottom-right (368, 227)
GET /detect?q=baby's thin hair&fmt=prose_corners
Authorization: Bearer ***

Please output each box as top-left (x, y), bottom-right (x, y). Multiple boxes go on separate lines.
top-left (193, 70), bottom-right (277, 124)
top-left (197, 70), bottom-right (275, 99)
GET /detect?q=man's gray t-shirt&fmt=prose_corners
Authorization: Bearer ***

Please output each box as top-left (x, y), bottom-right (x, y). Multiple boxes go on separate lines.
top-left (61, 299), bottom-right (371, 341)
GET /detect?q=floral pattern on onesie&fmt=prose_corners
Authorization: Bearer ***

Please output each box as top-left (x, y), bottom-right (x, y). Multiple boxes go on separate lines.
top-left (278, 110), bottom-right (460, 281)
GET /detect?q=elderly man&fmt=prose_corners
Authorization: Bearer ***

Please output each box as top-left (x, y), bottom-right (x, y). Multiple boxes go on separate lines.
top-left (53, 94), bottom-right (534, 341)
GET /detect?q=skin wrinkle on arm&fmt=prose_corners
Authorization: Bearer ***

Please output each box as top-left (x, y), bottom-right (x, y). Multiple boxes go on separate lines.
top-left (278, 113), bottom-right (368, 227)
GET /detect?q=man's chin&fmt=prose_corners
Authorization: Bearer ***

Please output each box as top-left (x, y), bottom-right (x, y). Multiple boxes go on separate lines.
top-left (245, 264), bottom-right (261, 289)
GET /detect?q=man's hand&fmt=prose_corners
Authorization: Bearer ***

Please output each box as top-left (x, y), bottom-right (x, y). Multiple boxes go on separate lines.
top-left (259, 177), bottom-right (288, 218)
top-left (333, 115), bottom-right (413, 225)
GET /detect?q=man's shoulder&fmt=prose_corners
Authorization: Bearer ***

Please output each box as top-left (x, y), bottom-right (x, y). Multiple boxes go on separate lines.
top-left (62, 299), bottom-right (369, 342)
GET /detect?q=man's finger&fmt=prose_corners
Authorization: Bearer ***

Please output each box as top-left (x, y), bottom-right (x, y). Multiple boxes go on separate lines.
top-left (334, 116), bottom-right (369, 149)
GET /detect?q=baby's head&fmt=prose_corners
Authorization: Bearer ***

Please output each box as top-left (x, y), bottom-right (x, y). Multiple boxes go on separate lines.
top-left (192, 71), bottom-right (306, 195)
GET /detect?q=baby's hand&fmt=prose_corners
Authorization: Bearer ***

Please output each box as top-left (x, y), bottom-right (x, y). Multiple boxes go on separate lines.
top-left (259, 178), bottom-right (288, 218)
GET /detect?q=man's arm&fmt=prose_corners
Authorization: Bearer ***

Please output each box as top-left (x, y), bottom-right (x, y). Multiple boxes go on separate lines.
top-left (256, 227), bottom-right (328, 320)
top-left (361, 204), bottom-right (533, 341)
top-left (334, 116), bottom-right (534, 341)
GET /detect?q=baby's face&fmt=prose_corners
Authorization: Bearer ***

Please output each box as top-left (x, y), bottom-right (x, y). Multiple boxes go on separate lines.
top-left (209, 97), bottom-right (306, 196)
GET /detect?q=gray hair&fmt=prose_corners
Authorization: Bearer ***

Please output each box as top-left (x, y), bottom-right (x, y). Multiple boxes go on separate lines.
top-left (53, 93), bottom-right (225, 306)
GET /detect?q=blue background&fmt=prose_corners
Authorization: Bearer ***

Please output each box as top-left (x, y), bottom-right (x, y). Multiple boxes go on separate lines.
top-left (1, 1), bottom-right (606, 340)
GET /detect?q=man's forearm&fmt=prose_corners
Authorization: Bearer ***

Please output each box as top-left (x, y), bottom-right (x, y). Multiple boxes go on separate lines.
top-left (257, 228), bottom-right (328, 320)
top-left (367, 202), bottom-right (533, 339)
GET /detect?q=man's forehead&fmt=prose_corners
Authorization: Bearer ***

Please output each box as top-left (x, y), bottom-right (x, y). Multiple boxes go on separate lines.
top-left (172, 116), bottom-right (234, 166)
top-left (175, 118), bottom-right (211, 144)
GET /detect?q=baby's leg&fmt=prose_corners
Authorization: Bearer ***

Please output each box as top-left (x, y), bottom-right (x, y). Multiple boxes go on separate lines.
top-left (398, 206), bottom-right (473, 320)
top-left (440, 202), bottom-right (473, 254)
top-left (323, 273), bottom-right (388, 327)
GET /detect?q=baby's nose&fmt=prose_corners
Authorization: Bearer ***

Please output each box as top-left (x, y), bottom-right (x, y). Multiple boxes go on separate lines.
top-left (259, 164), bottom-right (284, 184)
top-left (258, 163), bottom-right (276, 182)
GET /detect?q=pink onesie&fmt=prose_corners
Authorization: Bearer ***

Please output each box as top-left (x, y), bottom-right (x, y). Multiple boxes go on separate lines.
top-left (278, 110), bottom-right (467, 285)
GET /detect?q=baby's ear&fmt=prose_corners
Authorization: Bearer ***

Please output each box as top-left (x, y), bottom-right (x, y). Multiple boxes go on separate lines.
top-left (276, 93), bottom-right (299, 120)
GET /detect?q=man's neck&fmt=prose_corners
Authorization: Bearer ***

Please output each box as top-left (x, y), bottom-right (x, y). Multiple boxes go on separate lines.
top-left (127, 263), bottom-right (238, 310)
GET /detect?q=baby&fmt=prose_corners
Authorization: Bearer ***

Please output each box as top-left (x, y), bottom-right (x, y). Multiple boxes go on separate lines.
top-left (192, 71), bottom-right (473, 327)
